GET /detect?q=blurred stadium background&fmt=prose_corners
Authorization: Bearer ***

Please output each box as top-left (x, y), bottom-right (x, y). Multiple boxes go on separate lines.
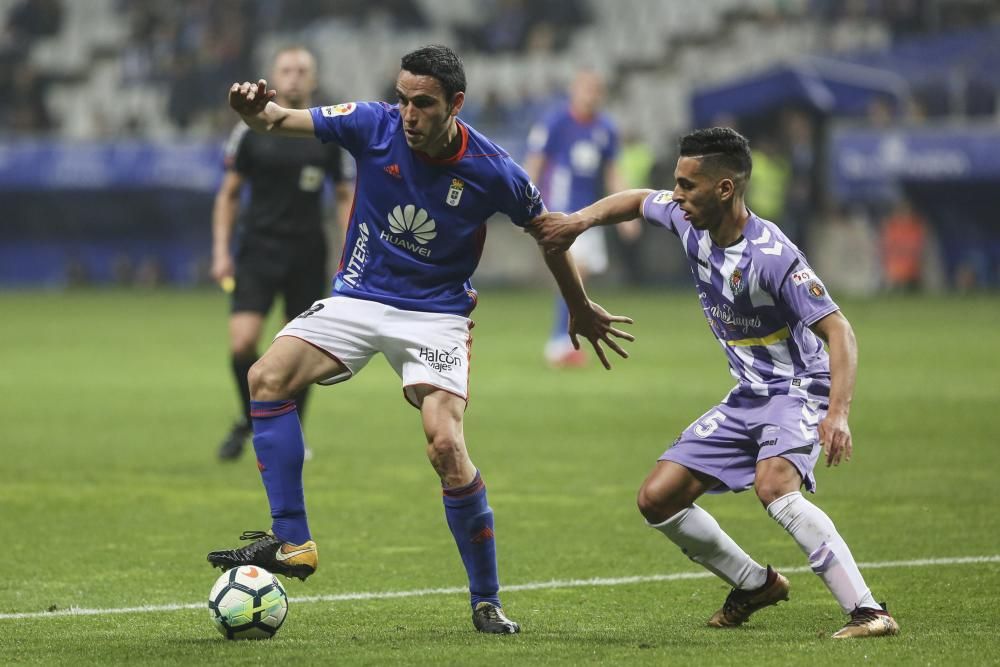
top-left (2, 0), bottom-right (998, 292)
top-left (3, 3), bottom-right (1000, 662)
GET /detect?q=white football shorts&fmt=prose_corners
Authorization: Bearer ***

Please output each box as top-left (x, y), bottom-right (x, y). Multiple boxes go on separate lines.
top-left (569, 226), bottom-right (608, 274)
top-left (277, 296), bottom-right (473, 408)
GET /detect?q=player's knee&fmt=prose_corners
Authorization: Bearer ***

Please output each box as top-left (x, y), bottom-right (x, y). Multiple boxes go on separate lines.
top-left (247, 359), bottom-right (291, 400)
top-left (754, 459), bottom-right (802, 507)
top-left (636, 485), bottom-right (660, 521)
top-left (425, 432), bottom-right (464, 473)
top-left (230, 335), bottom-right (258, 359)
top-left (637, 481), bottom-right (685, 524)
top-left (754, 478), bottom-right (795, 507)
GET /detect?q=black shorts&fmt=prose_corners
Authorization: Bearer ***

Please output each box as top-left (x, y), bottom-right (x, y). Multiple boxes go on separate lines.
top-left (231, 232), bottom-right (329, 320)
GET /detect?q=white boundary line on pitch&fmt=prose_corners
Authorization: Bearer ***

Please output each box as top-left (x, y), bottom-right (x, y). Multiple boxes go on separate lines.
top-left (2, 554), bottom-right (998, 621)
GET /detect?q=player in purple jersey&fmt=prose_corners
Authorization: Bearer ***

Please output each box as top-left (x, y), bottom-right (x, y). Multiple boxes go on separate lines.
top-left (524, 69), bottom-right (640, 367)
top-left (205, 45), bottom-right (634, 634)
top-left (531, 128), bottom-right (899, 639)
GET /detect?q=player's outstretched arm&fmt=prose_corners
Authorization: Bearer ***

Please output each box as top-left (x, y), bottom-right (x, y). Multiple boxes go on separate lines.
top-left (228, 79), bottom-right (315, 137)
top-left (604, 161), bottom-right (643, 242)
top-left (541, 250), bottom-right (634, 370)
top-left (811, 311), bottom-right (858, 466)
top-left (528, 189), bottom-right (653, 254)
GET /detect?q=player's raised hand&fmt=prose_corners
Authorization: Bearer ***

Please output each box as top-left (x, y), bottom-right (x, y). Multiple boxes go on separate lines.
top-left (818, 410), bottom-right (853, 466)
top-left (568, 301), bottom-right (635, 370)
top-left (528, 211), bottom-right (589, 255)
top-left (229, 79), bottom-right (276, 116)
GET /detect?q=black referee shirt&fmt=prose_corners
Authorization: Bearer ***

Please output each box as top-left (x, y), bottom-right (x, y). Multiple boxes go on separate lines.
top-left (224, 122), bottom-right (353, 237)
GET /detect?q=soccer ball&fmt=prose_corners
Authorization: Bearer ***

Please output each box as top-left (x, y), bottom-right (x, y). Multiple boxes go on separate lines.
top-left (208, 565), bottom-right (288, 640)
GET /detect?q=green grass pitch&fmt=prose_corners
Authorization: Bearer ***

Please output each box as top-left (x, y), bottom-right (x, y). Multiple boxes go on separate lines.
top-left (1, 288), bottom-right (998, 665)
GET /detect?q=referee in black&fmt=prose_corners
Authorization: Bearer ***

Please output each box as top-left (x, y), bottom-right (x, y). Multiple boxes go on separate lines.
top-left (211, 45), bottom-right (354, 461)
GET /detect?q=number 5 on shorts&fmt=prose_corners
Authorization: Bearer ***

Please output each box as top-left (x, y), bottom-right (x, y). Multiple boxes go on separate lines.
top-left (694, 410), bottom-right (726, 438)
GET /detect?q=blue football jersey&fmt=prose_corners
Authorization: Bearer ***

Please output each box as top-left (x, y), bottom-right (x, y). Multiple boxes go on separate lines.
top-left (309, 102), bottom-right (544, 315)
top-left (526, 105), bottom-right (618, 212)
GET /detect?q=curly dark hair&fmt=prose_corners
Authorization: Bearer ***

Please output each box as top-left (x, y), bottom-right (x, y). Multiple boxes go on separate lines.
top-left (400, 45), bottom-right (467, 101)
top-left (678, 127), bottom-right (753, 185)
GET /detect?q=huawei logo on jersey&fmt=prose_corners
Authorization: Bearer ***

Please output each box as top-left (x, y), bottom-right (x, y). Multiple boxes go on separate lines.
top-left (384, 163), bottom-right (401, 178)
top-left (381, 205), bottom-right (437, 257)
top-left (388, 205), bottom-right (436, 243)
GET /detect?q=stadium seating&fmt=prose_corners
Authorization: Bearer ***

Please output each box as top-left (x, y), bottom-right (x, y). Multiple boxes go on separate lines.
top-left (17, 0), bottom-right (903, 146)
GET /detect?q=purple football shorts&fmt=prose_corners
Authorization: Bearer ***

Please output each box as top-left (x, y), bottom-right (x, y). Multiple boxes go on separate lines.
top-left (660, 392), bottom-right (826, 493)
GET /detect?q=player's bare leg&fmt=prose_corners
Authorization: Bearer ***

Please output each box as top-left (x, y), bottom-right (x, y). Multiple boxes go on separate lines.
top-left (638, 461), bottom-right (789, 627)
top-left (208, 336), bottom-right (347, 580)
top-left (417, 387), bottom-right (519, 634)
top-left (218, 311), bottom-right (265, 460)
top-left (419, 388), bottom-right (477, 487)
top-left (756, 456), bottom-right (899, 638)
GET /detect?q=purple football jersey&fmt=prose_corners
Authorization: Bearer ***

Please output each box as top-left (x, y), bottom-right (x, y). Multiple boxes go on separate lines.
top-left (642, 190), bottom-right (839, 399)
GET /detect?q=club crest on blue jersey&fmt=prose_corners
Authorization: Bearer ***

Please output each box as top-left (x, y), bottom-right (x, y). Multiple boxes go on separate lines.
top-left (729, 268), bottom-right (746, 296)
top-left (446, 178), bottom-right (464, 207)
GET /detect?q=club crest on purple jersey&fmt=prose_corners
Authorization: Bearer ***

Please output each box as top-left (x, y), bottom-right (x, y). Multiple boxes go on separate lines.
top-left (807, 281), bottom-right (826, 298)
top-left (729, 268), bottom-right (745, 296)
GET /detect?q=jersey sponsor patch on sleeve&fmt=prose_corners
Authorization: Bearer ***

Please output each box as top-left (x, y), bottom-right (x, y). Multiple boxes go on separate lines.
top-left (790, 268), bottom-right (815, 285)
top-left (321, 103), bottom-right (356, 117)
top-left (525, 181), bottom-right (542, 213)
top-left (653, 190), bottom-right (673, 204)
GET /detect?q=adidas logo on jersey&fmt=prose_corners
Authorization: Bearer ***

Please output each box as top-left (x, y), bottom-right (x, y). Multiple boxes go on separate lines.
top-left (381, 205), bottom-right (437, 257)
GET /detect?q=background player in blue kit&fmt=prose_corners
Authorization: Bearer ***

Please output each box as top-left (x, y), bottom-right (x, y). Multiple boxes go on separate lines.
top-left (524, 68), bottom-right (640, 367)
top-left (211, 46), bottom-right (354, 462)
top-left (206, 45), bottom-right (634, 634)
top-left (531, 128), bottom-right (899, 639)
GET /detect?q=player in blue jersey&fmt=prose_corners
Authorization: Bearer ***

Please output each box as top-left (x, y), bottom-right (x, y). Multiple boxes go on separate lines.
top-left (205, 45), bottom-right (634, 634)
top-left (211, 46), bottom-right (354, 462)
top-left (531, 128), bottom-right (899, 639)
top-left (524, 69), bottom-right (640, 367)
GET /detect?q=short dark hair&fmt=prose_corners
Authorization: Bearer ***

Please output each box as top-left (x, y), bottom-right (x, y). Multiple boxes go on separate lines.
top-left (400, 45), bottom-right (466, 101)
top-left (272, 45), bottom-right (317, 69)
top-left (679, 127), bottom-right (752, 184)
